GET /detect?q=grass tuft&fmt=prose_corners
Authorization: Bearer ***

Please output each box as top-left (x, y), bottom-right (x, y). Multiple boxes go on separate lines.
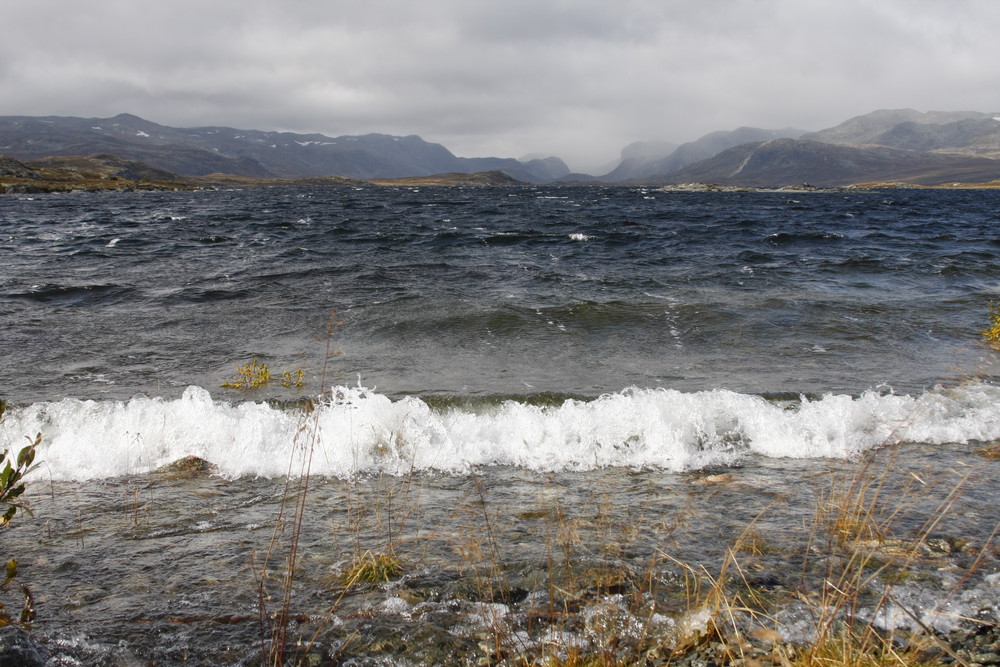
top-left (788, 629), bottom-right (939, 667)
top-left (340, 550), bottom-right (403, 587)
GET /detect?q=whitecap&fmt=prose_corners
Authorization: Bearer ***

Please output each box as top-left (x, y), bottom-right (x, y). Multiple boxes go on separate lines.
top-left (4, 383), bottom-right (1000, 481)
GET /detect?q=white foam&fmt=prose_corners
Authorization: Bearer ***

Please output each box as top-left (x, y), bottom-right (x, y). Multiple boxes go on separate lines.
top-left (3, 383), bottom-right (1000, 481)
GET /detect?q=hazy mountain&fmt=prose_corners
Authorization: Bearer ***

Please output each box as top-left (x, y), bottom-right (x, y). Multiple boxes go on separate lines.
top-left (658, 138), bottom-right (1000, 187)
top-left (602, 127), bottom-right (805, 182)
top-left (6, 110), bottom-right (1000, 188)
top-left (804, 109), bottom-right (1000, 157)
top-left (0, 113), bottom-right (570, 183)
top-left (598, 140), bottom-right (679, 181)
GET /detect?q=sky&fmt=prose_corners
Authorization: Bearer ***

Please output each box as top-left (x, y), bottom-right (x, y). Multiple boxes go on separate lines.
top-left (1, 0), bottom-right (998, 173)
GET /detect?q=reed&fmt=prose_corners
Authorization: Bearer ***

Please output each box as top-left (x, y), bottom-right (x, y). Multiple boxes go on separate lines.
top-left (252, 311), bottom-right (343, 665)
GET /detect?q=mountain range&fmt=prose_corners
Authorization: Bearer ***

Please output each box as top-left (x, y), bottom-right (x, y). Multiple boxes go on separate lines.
top-left (0, 113), bottom-right (571, 184)
top-left (2, 109), bottom-right (1000, 187)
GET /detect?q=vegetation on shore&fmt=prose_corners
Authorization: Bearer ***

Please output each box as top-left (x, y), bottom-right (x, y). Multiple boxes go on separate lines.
top-left (0, 400), bottom-right (40, 628)
top-left (239, 307), bottom-right (1000, 665)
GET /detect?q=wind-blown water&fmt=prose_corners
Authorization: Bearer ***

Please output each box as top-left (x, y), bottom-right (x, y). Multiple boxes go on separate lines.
top-left (2, 186), bottom-right (999, 664)
top-left (3, 186), bottom-right (1000, 476)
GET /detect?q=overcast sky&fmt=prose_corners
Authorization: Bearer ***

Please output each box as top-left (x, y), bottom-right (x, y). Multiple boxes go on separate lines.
top-left (2, 0), bottom-right (998, 172)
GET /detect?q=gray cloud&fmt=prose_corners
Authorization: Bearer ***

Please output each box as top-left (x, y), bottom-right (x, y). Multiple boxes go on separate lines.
top-left (2, 0), bottom-right (998, 172)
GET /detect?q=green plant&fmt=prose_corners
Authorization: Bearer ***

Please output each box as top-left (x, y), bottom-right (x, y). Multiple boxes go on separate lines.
top-left (1, 401), bottom-right (39, 529)
top-left (222, 357), bottom-right (271, 389)
top-left (222, 358), bottom-right (308, 390)
top-left (281, 369), bottom-right (305, 388)
top-left (981, 301), bottom-right (1000, 343)
top-left (1, 399), bottom-right (41, 628)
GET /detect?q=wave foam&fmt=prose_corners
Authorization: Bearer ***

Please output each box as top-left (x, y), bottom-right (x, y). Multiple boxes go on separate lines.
top-left (3, 383), bottom-right (999, 480)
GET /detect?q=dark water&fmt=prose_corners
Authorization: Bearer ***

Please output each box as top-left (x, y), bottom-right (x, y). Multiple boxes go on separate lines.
top-left (3, 186), bottom-right (1000, 403)
top-left (2, 186), bottom-right (1000, 665)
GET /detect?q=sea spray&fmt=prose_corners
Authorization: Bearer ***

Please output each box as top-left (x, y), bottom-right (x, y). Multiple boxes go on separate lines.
top-left (4, 383), bottom-right (1000, 480)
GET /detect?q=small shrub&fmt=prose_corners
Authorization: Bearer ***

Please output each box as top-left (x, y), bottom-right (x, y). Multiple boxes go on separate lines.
top-left (222, 358), bottom-right (271, 390)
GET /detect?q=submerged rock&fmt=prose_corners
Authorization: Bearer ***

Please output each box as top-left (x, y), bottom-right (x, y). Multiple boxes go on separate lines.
top-left (152, 455), bottom-right (219, 479)
top-left (0, 626), bottom-right (47, 667)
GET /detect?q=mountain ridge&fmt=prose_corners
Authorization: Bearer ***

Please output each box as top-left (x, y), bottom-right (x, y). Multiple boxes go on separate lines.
top-left (0, 113), bottom-right (570, 183)
top-left (4, 109), bottom-right (1000, 187)
top-left (657, 137), bottom-right (1000, 187)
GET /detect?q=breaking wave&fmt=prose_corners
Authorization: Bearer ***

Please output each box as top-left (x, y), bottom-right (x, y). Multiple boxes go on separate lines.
top-left (4, 382), bottom-right (999, 480)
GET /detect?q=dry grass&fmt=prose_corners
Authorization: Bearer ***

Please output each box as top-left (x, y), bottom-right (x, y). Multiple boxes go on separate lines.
top-left (339, 550), bottom-right (403, 587)
top-left (240, 308), bottom-right (1000, 665)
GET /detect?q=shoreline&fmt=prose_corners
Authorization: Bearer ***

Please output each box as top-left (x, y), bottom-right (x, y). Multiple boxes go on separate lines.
top-left (5, 166), bottom-right (1000, 194)
top-left (3, 439), bottom-right (998, 665)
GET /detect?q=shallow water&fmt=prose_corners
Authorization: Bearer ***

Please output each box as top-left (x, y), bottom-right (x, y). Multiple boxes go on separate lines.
top-left (2, 436), bottom-right (997, 664)
top-left (2, 186), bottom-right (1000, 663)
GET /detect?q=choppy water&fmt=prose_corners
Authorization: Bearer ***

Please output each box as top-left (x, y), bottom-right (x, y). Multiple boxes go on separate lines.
top-left (2, 186), bottom-right (1000, 664)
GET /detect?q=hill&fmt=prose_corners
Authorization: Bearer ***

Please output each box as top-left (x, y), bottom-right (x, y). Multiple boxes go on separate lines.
top-left (803, 109), bottom-right (1000, 158)
top-left (602, 127), bottom-right (805, 182)
top-left (0, 151), bottom-right (533, 193)
top-left (0, 113), bottom-right (571, 183)
top-left (0, 153), bottom-right (193, 193)
top-left (657, 138), bottom-right (1000, 187)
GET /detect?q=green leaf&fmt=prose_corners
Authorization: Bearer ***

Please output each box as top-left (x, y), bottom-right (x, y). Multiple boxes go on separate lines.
top-left (4, 559), bottom-right (15, 582)
top-left (16, 445), bottom-right (35, 469)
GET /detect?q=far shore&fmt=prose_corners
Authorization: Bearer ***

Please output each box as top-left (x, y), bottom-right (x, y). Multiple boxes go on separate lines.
top-left (5, 168), bottom-right (1000, 195)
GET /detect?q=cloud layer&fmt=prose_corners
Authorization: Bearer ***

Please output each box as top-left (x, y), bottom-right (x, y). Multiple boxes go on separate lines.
top-left (2, 0), bottom-right (998, 171)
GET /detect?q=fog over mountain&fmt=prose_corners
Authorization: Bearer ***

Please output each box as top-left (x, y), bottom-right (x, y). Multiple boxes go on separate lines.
top-left (804, 110), bottom-right (1000, 158)
top-left (3, 109), bottom-right (1000, 187)
top-left (601, 127), bottom-right (807, 182)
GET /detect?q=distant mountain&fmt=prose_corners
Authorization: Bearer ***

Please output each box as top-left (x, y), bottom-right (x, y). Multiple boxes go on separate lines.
top-left (0, 113), bottom-right (571, 183)
top-left (7, 109), bottom-right (1000, 189)
top-left (657, 138), bottom-right (1000, 187)
top-left (599, 141), bottom-right (679, 181)
top-left (804, 109), bottom-right (1000, 158)
top-left (602, 127), bottom-right (805, 182)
